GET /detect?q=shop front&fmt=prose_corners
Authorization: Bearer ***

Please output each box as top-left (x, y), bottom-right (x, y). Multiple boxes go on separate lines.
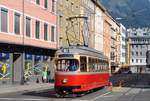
top-left (0, 43), bottom-right (56, 86)
top-left (0, 53), bottom-right (12, 85)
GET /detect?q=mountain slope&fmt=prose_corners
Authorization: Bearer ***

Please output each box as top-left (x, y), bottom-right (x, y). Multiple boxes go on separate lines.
top-left (100, 0), bottom-right (150, 28)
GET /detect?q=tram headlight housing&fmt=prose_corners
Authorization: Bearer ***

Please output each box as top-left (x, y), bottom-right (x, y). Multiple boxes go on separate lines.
top-left (62, 78), bottom-right (68, 84)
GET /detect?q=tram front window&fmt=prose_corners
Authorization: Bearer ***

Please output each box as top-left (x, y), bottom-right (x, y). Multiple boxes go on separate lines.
top-left (56, 59), bottom-right (78, 72)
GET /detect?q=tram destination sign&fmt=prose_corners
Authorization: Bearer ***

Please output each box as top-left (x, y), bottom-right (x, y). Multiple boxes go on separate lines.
top-left (59, 54), bottom-right (74, 58)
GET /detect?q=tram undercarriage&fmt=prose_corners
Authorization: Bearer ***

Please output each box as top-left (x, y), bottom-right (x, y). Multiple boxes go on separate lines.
top-left (55, 85), bottom-right (106, 97)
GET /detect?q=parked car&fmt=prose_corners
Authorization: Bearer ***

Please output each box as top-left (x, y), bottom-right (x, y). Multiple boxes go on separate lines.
top-left (113, 68), bottom-right (132, 74)
top-left (121, 70), bottom-right (132, 74)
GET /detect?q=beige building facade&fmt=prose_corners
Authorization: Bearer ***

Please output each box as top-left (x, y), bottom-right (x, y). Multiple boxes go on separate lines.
top-left (57, 0), bottom-right (96, 48)
top-left (94, 1), bottom-right (105, 52)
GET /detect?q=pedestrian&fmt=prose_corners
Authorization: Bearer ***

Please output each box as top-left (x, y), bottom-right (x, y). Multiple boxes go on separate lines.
top-left (47, 69), bottom-right (51, 83)
top-left (42, 67), bottom-right (47, 83)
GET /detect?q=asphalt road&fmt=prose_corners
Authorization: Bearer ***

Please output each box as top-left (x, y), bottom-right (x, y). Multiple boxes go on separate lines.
top-left (0, 73), bottom-right (149, 101)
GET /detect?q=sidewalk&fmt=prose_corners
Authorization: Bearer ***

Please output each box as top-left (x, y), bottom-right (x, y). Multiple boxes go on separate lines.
top-left (0, 83), bottom-right (54, 95)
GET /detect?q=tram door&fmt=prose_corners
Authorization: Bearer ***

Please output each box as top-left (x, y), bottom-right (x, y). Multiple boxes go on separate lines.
top-left (12, 53), bottom-right (22, 84)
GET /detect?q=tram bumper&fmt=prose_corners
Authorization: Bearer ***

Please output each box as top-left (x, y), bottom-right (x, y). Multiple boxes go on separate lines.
top-left (55, 86), bottom-right (81, 94)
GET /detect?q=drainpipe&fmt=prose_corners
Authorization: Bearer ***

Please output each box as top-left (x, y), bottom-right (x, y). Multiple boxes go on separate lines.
top-left (21, 0), bottom-right (25, 85)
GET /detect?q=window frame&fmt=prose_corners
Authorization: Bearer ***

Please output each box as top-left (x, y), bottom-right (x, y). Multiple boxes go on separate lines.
top-left (35, 20), bottom-right (40, 39)
top-left (52, 0), bottom-right (55, 12)
top-left (44, 23), bottom-right (48, 41)
top-left (36, 0), bottom-right (40, 5)
top-left (14, 12), bottom-right (20, 34)
top-left (1, 8), bottom-right (8, 33)
top-left (44, 0), bottom-right (48, 9)
top-left (51, 26), bottom-right (55, 42)
top-left (26, 17), bottom-right (31, 37)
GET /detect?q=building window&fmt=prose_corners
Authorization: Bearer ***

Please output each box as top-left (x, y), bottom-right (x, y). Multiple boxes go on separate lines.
top-left (132, 52), bottom-right (134, 56)
top-left (36, 0), bottom-right (40, 5)
top-left (140, 52), bottom-right (142, 56)
top-left (59, 16), bottom-right (63, 28)
top-left (122, 53), bottom-right (125, 57)
top-left (44, 23), bottom-right (48, 41)
top-left (35, 20), bottom-right (40, 39)
top-left (14, 13), bottom-right (20, 34)
top-left (44, 0), bottom-right (48, 9)
top-left (140, 59), bottom-right (142, 63)
top-left (132, 59), bottom-right (134, 63)
top-left (133, 33), bottom-right (137, 36)
top-left (51, 26), bottom-right (55, 42)
top-left (1, 8), bottom-right (8, 32)
top-left (136, 59), bottom-right (138, 63)
top-left (122, 36), bottom-right (125, 41)
top-left (75, 6), bottom-right (78, 14)
top-left (52, 0), bottom-right (55, 12)
top-left (122, 45), bottom-right (126, 49)
top-left (26, 17), bottom-right (31, 37)
top-left (136, 52), bottom-right (138, 56)
top-left (143, 33), bottom-right (148, 36)
top-left (71, 3), bottom-right (74, 12)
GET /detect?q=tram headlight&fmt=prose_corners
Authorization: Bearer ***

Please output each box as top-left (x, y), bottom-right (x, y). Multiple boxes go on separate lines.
top-left (62, 78), bottom-right (68, 84)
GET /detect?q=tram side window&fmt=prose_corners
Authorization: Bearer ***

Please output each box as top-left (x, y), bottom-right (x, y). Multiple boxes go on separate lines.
top-left (88, 58), bottom-right (100, 72)
top-left (97, 59), bottom-right (101, 72)
top-left (80, 56), bottom-right (87, 72)
top-left (56, 59), bottom-right (79, 72)
top-left (88, 57), bottom-right (94, 72)
top-left (99, 60), bottom-right (104, 71)
top-left (105, 61), bottom-right (109, 71)
top-left (100, 60), bottom-right (109, 72)
top-left (96, 59), bottom-right (99, 71)
top-left (88, 58), bottom-right (92, 71)
top-left (94, 59), bottom-right (97, 71)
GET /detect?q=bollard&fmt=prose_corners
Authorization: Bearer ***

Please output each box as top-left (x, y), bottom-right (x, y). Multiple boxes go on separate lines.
top-left (106, 82), bottom-right (113, 91)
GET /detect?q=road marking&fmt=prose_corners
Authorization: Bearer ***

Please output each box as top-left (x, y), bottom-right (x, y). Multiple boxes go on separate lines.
top-left (125, 88), bottom-right (141, 95)
top-left (0, 98), bottom-right (49, 101)
top-left (71, 99), bottom-right (91, 101)
top-left (90, 92), bottom-right (111, 101)
top-left (71, 91), bottom-right (111, 101)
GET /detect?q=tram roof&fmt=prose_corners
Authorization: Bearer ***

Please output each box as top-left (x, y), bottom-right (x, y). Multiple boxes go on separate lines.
top-left (56, 46), bottom-right (108, 60)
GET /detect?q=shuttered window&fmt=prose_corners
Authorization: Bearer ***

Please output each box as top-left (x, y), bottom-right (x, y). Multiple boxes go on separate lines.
top-left (1, 8), bottom-right (8, 32)
top-left (51, 26), bottom-right (55, 42)
top-left (26, 17), bottom-right (31, 37)
top-left (44, 23), bottom-right (48, 40)
top-left (14, 13), bottom-right (20, 34)
top-left (35, 20), bottom-right (40, 39)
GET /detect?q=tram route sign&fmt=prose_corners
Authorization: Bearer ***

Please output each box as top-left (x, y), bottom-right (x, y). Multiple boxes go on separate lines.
top-left (61, 48), bottom-right (70, 53)
top-left (59, 54), bottom-right (74, 58)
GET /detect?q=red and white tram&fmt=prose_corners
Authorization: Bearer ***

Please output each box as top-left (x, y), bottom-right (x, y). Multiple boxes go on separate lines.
top-left (54, 46), bottom-right (110, 95)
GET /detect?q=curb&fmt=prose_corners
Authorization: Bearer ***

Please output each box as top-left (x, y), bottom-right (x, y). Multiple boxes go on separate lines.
top-left (0, 83), bottom-right (54, 95)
